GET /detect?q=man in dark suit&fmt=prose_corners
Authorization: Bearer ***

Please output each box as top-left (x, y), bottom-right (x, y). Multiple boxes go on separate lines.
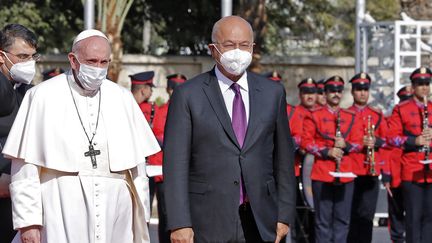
top-left (0, 23), bottom-right (38, 243)
top-left (0, 74), bottom-right (15, 116)
top-left (163, 16), bottom-right (296, 242)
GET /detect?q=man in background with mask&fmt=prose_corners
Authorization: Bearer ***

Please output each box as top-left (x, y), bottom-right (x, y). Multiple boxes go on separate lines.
top-left (3, 29), bottom-right (160, 243)
top-left (0, 23), bottom-right (38, 243)
top-left (163, 16), bottom-right (296, 242)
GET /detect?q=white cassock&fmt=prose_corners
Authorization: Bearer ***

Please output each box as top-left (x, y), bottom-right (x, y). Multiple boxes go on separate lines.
top-left (2, 70), bottom-right (160, 243)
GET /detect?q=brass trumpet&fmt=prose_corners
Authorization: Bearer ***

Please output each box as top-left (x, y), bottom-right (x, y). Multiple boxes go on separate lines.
top-left (366, 115), bottom-right (377, 176)
top-left (422, 96), bottom-right (430, 170)
top-left (334, 111), bottom-right (342, 185)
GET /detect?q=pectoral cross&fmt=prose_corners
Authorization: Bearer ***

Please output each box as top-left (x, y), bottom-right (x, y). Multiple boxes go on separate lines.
top-left (84, 144), bottom-right (100, 169)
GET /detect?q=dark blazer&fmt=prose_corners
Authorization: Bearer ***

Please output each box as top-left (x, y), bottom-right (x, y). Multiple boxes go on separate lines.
top-left (163, 69), bottom-right (296, 242)
top-left (0, 72), bottom-right (16, 117)
top-left (0, 81), bottom-right (32, 174)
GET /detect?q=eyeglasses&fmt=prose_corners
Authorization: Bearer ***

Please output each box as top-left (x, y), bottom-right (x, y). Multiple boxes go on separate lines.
top-left (2, 51), bottom-right (41, 62)
top-left (212, 42), bottom-right (254, 51)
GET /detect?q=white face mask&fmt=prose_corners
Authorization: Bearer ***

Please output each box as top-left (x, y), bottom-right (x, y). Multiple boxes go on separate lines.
top-left (2, 51), bottom-right (36, 84)
top-left (213, 46), bottom-right (252, 76)
top-left (74, 56), bottom-right (107, 91)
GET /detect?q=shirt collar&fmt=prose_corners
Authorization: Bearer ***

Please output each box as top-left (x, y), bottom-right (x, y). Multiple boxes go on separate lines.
top-left (326, 104), bottom-right (340, 114)
top-left (353, 103), bottom-right (367, 112)
top-left (413, 97), bottom-right (428, 108)
top-left (215, 66), bottom-right (248, 93)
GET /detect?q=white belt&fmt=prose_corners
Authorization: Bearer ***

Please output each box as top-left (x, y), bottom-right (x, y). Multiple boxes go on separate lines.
top-left (79, 170), bottom-right (126, 179)
top-left (41, 168), bottom-right (127, 180)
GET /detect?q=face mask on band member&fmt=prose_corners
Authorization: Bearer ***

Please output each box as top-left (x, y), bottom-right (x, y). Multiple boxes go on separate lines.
top-left (1, 51), bottom-right (36, 85)
top-left (73, 55), bottom-right (108, 92)
top-left (212, 45), bottom-right (253, 76)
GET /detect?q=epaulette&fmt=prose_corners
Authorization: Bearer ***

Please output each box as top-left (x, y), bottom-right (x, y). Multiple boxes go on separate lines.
top-left (367, 105), bottom-right (383, 115)
top-left (341, 108), bottom-right (356, 115)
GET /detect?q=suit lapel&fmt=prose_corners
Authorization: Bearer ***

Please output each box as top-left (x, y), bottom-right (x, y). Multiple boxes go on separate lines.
top-left (242, 74), bottom-right (262, 152)
top-left (202, 71), bottom-right (241, 149)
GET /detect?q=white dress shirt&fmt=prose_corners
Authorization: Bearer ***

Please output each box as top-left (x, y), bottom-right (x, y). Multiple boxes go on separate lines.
top-left (215, 66), bottom-right (250, 123)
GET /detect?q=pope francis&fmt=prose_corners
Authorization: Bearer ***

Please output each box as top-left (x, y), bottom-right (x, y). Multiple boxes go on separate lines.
top-left (2, 29), bottom-right (160, 243)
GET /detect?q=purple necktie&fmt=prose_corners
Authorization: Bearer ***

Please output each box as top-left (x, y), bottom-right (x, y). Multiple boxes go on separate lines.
top-left (231, 83), bottom-right (247, 204)
top-left (231, 83), bottom-right (247, 147)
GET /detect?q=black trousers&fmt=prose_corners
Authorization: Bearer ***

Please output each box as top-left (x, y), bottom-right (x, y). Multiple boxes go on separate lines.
top-left (155, 182), bottom-right (170, 243)
top-left (402, 181), bottom-right (432, 243)
top-left (312, 180), bottom-right (354, 243)
top-left (230, 203), bottom-right (271, 243)
top-left (149, 177), bottom-right (156, 211)
top-left (347, 176), bottom-right (379, 243)
top-left (291, 177), bottom-right (315, 243)
top-left (0, 197), bottom-right (15, 242)
top-left (387, 186), bottom-right (405, 243)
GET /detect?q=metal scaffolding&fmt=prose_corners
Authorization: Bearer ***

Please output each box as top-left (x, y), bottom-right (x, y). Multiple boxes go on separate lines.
top-left (357, 20), bottom-right (432, 113)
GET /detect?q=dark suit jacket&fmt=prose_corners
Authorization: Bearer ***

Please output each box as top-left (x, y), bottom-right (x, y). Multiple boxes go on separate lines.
top-left (163, 69), bottom-right (296, 242)
top-left (0, 72), bottom-right (16, 117)
top-left (0, 81), bottom-right (32, 174)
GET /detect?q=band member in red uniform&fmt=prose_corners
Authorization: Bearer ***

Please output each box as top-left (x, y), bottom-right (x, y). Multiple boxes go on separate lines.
top-left (346, 72), bottom-right (389, 243)
top-left (386, 85), bottom-right (413, 243)
top-left (130, 71), bottom-right (157, 125)
top-left (301, 76), bottom-right (363, 243)
top-left (129, 70), bottom-right (159, 215)
top-left (316, 79), bottom-right (327, 107)
top-left (290, 78), bottom-right (318, 242)
top-left (149, 73), bottom-right (187, 243)
top-left (291, 78), bottom-right (318, 177)
top-left (388, 67), bottom-right (432, 243)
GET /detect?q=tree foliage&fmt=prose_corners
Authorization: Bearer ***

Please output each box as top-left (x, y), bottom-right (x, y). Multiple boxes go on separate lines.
top-left (0, 0), bottom-right (402, 57)
top-left (0, 0), bottom-right (83, 53)
top-left (400, 0), bottom-right (432, 19)
top-left (265, 0), bottom-right (400, 57)
top-left (94, 0), bottom-right (134, 82)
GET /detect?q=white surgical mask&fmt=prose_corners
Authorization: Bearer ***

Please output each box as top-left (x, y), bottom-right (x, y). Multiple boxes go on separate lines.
top-left (74, 56), bottom-right (107, 91)
top-left (213, 46), bottom-right (252, 76)
top-left (2, 51), bottom-right (36, 84)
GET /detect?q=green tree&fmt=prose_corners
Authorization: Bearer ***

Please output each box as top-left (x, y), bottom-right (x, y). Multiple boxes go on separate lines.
top-left (145, 0), bottom-right (220, 55)
top-left (400, 0), bottom-right (432, 19)
top-left (0, 0), bottom-right (83, 54)
top-left (265, 0), bottom-right (400, 57)
top-left (93, 0), bottom-right (134, 82)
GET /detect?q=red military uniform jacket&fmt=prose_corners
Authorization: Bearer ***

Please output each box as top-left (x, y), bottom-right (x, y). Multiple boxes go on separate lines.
top-left (388, 98), bottom-right (432, 183)
top-left (301, 106), bottom-right (363, 183)
top-left (146, 102), bottom-right (168, 182)
top-left (290, 105), bottom-right (313, 177)
top-left (382, 114), bottom-right (403, 188)
top-left (287, 104), bottom-right (295, 120)
top-left (348, 105), bottom-right (389, 176)
top-left (139, 101), bottom-right (157, 125)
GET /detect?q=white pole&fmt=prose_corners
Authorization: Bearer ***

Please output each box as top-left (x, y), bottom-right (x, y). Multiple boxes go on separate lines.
top-left (84, 0), bottom-right (95, 30)
top-left (355, 0), bottom-right (365, 72)
top-left (221, 0), bottom-right (232, 17)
